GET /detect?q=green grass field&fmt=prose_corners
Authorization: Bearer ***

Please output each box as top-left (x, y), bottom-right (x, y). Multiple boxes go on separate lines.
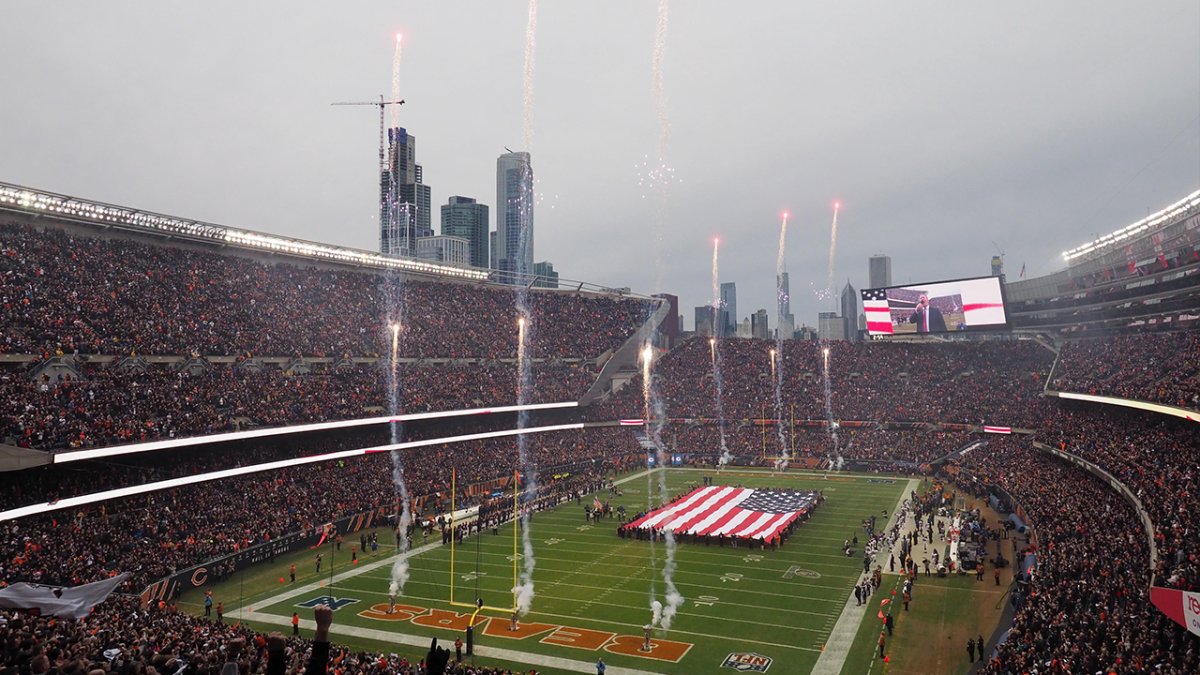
top-left (191, 467), bottom-right (912, 674)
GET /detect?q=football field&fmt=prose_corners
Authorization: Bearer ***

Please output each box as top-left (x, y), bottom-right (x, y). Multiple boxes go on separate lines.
top-left (225, 468), bottom-right (910, 674)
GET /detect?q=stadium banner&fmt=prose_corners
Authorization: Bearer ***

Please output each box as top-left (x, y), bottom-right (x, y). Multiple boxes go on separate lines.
top-left (861, 275), bottom-right (1009, 336)
top-left (1150, 587), bottom-right (1200, 637)
top-left (139, 506), bottom-right (388, 606)
top-left (982, 425), bottom-right (1012, 434)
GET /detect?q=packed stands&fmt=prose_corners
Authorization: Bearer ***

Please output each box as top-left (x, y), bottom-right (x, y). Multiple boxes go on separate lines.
top-left (598, 337), bottom-right (1053, 426)
top-left (1051, 332), bottom-right (1200, 409)
top-left (1043, 406), bottom-right (1200, 592)
top-left (0, 594), bottom-right (535, 675)
top-left (0, 427), bottom-right (644, 589)
top-left (0, 222), bottom-right (648, 360)
top-left (1, 362), bottom-right (595, 450)
top-left (954, 439), bottom-right (1198, 674)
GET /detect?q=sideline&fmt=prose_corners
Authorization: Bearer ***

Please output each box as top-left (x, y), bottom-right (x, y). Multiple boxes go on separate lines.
top-left (810, 478), bottom-right (918, 675)
top-left (229, 468), bottom-right (665, 673)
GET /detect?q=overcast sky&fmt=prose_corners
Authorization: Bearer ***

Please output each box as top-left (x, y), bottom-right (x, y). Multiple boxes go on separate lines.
top-left (2, 1), bottom-right (1198, 329)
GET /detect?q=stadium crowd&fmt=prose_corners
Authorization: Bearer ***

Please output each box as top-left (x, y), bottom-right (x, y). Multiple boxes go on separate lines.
top-left (599, 337), bottom-right (1054, 426)
top-left (0, 599), bottom-right (525, 675)
top-left (1051, 332), bottom-right (1200, 409)
top-left (954, 439), bottom-right (1198, 675)
top-left (0, 428), bottom-right (644, 589)
top-left (1, 363), bottom-right (594, 451)
top-left (648, 424), bottom-right (973, 466)
top-left (1044, 407), bottom-right (1200, 593)
top-left (0, 222), bottom-right (647, 359)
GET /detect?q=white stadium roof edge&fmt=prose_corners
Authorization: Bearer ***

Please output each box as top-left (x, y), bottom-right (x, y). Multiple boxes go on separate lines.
top-left (1, 418), bottom-right (611, 522)
top-left (0, 181), bottom-right (656, 299)
top-left (51, 401), bottom-right (579, 463)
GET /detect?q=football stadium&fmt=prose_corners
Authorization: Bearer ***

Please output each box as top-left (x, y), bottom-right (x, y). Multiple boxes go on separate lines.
top-left (1, 3), bottom-right (1199, 675)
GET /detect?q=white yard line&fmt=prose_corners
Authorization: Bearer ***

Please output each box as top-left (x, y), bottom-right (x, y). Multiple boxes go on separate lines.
top-left (810, 478), bottom-right (918, 675)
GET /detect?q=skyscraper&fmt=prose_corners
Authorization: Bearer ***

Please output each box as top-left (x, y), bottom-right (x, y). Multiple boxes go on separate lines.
top-left (694, 306), bottom-right (715, 337)
top-left (818, 311), bottom-right (845, 341)
top-left (380, 127), bottom-right (432, 257)
top-left (496, 151), bottom-right (534, 283)
top-left (441, 196), bottom-right (489, 269)
top-left (751, 309), bottom-right (770, 340)
top-left (869, 255), bottom-right (892, 289)
top-left (719, 282), bottom-right (738, 337)
top-left (777, 272), bottom-right (795, 339)
top-left (532, 261), bottom-right (559, 288)
top-left (841, 280), bottom-right (858, 341)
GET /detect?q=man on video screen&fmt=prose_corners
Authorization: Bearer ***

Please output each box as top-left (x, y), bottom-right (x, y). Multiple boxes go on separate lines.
top-left (907, 293), bottom-right (946, 333)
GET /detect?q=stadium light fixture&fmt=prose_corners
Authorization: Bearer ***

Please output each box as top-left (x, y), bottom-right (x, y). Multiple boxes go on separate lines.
top-left (0, 183), bottom-right (490, 280)
top-left (1061, 189), bottom-right (1200, 263)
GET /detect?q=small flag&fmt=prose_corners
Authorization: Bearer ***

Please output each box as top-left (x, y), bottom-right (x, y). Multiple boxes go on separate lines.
top-left (1019, 262), bottom-right (1025, 279)
top-left (983, 425), bottom-right (1012, 435)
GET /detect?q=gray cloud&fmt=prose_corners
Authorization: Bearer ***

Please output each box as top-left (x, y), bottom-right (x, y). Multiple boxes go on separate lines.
top-left (2, 1), bottom-right (1197, 329)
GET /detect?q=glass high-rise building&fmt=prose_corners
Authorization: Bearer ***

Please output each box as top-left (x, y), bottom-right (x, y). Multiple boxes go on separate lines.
top-left (841, 280), bottom-right (859, 341)
top-left (496, 151), bottom-right (534, 283)
top-left (440, 196), bottom-right (489, 269)
top-left (719, 281), bottom-right (737, 337)
top-left (380, 127), bottom-right (432, 256)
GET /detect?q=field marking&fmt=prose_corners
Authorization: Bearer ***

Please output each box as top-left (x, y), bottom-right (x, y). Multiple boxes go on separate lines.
top-left (328, 583), bottom-right (832, 637)
top-left (335, 575), bottom-right (839, 621)
top-left (397, 555), bottom-right (851, 601)
top-left (237, 601), bottom-right (819, 657)
top-left (240, 612), bottom-right (668, 675)
top-left (810, 478), bottom-right (918, 675)
top-left (339, 561), bottom-right (847, 608)
top-left (442, 537), bottom-right (862, 572)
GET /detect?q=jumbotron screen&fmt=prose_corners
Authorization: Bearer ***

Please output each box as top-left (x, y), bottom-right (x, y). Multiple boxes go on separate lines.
top-left (861, 275), bottom-right (1009, 336)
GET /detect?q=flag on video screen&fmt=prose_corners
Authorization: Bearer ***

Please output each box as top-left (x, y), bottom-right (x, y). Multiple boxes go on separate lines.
top-left (862, 288), bottom-right (894, 334)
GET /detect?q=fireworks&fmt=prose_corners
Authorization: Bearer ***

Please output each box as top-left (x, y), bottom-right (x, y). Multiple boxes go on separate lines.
top-left (635, 155), bottom-right (679, 200)
top-left (522, 0), bottom-right (538, 149)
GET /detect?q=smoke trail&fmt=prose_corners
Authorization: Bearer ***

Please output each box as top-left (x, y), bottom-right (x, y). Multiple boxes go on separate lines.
top-left (391, 35), bottom-right (403, 129)
top-left (512, 0), bottom-right (538, 610)
top-left (385, 288), bottom-right (414, 597)
top-left (825, 202), bottom-right (841, 309)
top-left (642, 346), bottom-right (685, 630)
top-left (822, 203), bottom-right (843, 470)
top-left (773, 213), bottom-right (789, 470)
top-left (653, 0), bottom-right (670, 152)
top-left (821, 346), bottom-right (842, 469)
top-left (512, 311), bottom-right (538, 615)
top-left (522, 0), bottom-right (538, 149)
top-left (648, 0), bottom-right (672, 290)
top-left (711, 239), bottom-right (732, 467)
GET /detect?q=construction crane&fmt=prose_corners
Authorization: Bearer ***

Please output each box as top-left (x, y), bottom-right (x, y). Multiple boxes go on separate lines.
top-left (331, 95), bottom-right (406, 176)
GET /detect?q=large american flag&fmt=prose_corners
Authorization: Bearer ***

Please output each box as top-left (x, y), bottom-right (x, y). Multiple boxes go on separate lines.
top-left (628, 486), bottom-right (816, 541)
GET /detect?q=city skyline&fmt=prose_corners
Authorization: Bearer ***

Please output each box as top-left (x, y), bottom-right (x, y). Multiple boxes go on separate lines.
top-left (0, 2), bottom-right (1196, 324)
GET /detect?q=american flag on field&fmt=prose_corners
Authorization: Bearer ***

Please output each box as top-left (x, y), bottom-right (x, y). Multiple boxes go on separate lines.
top-left (628, 486), bottom-right (817, 541)
top-left (861, 288), bottom-right (896, 335)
